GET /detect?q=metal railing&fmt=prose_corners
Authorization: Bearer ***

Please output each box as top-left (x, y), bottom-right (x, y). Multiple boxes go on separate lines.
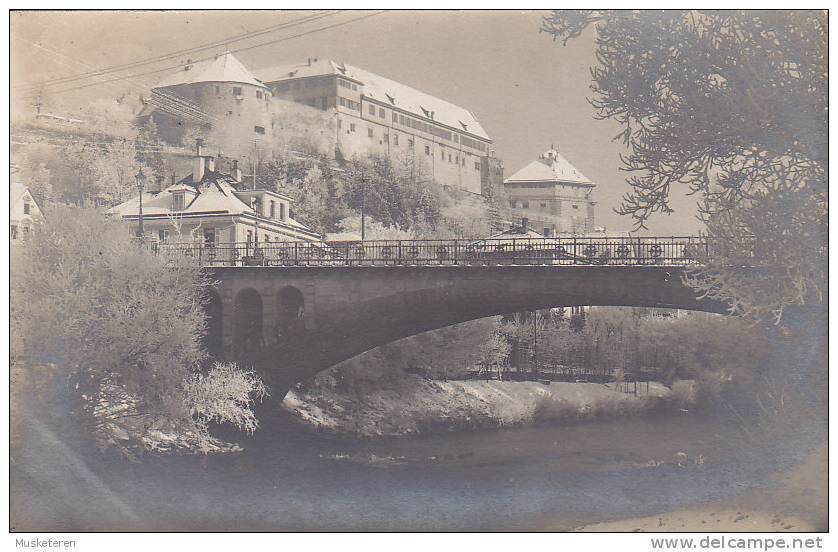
top-left (151, 236), bottom-right (714, 268)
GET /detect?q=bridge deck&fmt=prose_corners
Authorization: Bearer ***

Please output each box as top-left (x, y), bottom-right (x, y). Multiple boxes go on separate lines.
top-left (152, 236), bottom-right (715, 268)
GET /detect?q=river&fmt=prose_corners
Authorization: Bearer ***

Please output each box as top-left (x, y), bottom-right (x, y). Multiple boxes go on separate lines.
top-left (11, 405), bottom-right (824, 532)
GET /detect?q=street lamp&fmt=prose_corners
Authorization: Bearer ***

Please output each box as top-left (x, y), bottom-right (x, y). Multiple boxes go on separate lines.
top-left (135, 168), bottom-right (146, 238)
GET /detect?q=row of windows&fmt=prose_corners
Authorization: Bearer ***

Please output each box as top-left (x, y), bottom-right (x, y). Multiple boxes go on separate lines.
top-left (393, 109), bottom-right (489, 153)
top-left (339, 96), bottom-right (360, 110)
top-left (460, 134), bottom-right (488, 153)
top-left (510, 200), bottom-right (580, 211)
top-left (338, 78), bottom-right (358, 91)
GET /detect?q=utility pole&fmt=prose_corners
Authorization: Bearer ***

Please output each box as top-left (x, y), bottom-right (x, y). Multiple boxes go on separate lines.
top-left (252, 140), bottom-right (260, 249)
top-left (532, 309), bottom-right (538, 378)
top-left (360, 172), bottom-right (366, 241)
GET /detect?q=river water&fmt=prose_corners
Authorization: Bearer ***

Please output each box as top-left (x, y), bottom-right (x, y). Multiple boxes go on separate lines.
top-left (12, 405), bottom-right (824, 532)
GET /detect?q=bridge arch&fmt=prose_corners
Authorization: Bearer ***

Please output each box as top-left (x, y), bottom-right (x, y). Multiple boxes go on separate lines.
top-left (274, 285), bottom-right (305, 343)
top-left (211, 265), bottom-right (733, 394)
top-left (202, 288), bottom-right (224, 359)
top-left (233, 287), bottom-right (263, 356)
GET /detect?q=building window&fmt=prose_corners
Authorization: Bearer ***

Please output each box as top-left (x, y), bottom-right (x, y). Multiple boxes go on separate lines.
top-left (270, 200), bottom-right (276, 219)
top-left (352, 83), bottom-right (358, 91)
top-left (474, 161), bottom-right (480, 170)
top-left (254, 125), bottom-right (265, 135)
top-left (379, 107), bottom-right (385, 118)
top-left (572, 204), bottom-right (579, 210)
top-left (232, 86), bottom-right (243, 96)
top-left (393, 134), bottom-right (399, 146)
top-left (23, 202), bottom-right (30, 215)
top-left (23, 226), bottom-right (30, 239)
top-left (172, 192), bottom-right (185, 211)
top-left (369, 104), bottom-right (376, 115)
top-left (383, 133), bottom-right (389, 143)
top-left (522, 200), bottom-right (529, 208)
top-left (449, 153), bottom-right (453, 163)
top-left (293, 81), bottom-right (301, 89)
top-left (408, 138), bottom-right (414, 147)
top-left (246, 230), bottom-right (253, 244)
top-left (425, 145), bottom-right (430, 155)
top-left (544, 227), bottom-right (552, 237)
top-left (10, 225), bottom-right (17, 240)
top-left (368, 127), bottom-right (374, 138)
top-left (337, 118), bottom-right (342, 129)
top-left (305, 79), bottom-right (316, 88)
top-left (280, 203), bottom-right (286, 220)
top-left (350, 122), bottom-right (356, 132)
top-left (440, 150), bottom-right (444, 160)
top-left (158, 229), bottom-right (170, 243)
top-left (392, 112), bottom-right (398, 123)
top-left (540, 202), bottom-right (547, 209)
top-left (256, 90), bottom-right (263, 99)
top-left (321, 97), bottom-right (328, 110)
top-left (509, 200), bottom-right (516, 208)
top-left (462, 158), bottom-right (465, 166)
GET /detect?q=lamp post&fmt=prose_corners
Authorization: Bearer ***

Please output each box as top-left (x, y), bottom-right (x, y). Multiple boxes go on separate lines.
top-left (135, 168), bottom-right (146, 238)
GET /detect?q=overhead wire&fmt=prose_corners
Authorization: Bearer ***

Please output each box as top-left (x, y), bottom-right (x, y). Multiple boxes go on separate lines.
top-left (13, 10), bottom-right (340, 92)
top-left (11, 11), bottom-right (388, 102)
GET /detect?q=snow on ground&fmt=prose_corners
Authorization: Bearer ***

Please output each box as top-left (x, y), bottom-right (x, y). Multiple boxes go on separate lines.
top-left (282, 375), bottom-right (695, 438)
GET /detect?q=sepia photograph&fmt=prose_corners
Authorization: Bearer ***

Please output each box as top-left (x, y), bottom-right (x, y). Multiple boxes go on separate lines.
top-left (7, 6), bottom-right (829, 543)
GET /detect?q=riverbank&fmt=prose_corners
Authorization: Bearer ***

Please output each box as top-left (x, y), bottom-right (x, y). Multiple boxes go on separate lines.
top-left (282, 374), bottom-right (696, 437)
top-left (568, 444), bottom-right (827, 532)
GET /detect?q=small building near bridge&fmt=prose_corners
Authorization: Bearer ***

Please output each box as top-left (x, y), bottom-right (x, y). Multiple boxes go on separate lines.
top-left (108, 143), bottom-right (321, 250)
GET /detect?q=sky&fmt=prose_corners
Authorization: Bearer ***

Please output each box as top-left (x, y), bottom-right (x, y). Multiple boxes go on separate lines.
top-left (11, 9), bottom-right (702, 234)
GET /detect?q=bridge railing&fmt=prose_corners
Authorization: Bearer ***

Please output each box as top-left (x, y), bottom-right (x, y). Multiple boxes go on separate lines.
top-left (152, 236), bottom-right (714, 267)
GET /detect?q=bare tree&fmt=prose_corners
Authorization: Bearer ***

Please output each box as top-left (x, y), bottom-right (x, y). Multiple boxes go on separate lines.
top-left (542, 10), bottom-right (827, 323)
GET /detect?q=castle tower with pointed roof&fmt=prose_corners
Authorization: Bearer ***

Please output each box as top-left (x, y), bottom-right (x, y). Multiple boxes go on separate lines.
top-left (503, 147), bottom-right (597, 236)
top-left (139, 51), bottom-right (273, 159)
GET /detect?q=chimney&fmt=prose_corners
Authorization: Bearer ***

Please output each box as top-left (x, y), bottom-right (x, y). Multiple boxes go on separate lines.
top-left (193, 139), bottom-right (206, 182)
top-left (171, 172), bottom-right (176, 187)
top-left (521, 217), bottom-right (529, 231)
top-left (233, 160), bottom-right (242, 182)
top-left (151, 175), bottom-right (163, 193)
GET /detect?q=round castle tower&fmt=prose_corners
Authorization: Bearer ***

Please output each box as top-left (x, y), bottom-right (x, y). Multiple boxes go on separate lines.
top-left (144, 51), bottom-right (272, 161)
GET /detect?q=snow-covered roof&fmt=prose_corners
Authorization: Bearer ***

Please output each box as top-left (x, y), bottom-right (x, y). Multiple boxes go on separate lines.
top-left (107, 171), bottom-right (317, 236)
top-left (11, 182), bottom-right (29, 206)
top-left (505, 149), bottom-right (594, 186)
top-left (255, 59), bottom-right (491, 141)
top-left (154, 51), bottom-right (267, 89)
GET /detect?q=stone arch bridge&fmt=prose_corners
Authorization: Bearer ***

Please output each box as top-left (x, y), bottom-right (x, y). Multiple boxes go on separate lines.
top-left (179, 237), bottom-right (730, 396)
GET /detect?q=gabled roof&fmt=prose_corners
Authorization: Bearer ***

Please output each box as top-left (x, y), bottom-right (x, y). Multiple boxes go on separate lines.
top-left (505, 149), bottom-right (594, 186)
top-left (255, 60), bottom-right (491, 141)
top-left (107, 171), bottom-right (318, 236)
top-left (11, 182), bottom-right (30, 206)
top-left (11, 181), bottom-right (43, 212)
top-left (154, 51), bottom-right (266, 89)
